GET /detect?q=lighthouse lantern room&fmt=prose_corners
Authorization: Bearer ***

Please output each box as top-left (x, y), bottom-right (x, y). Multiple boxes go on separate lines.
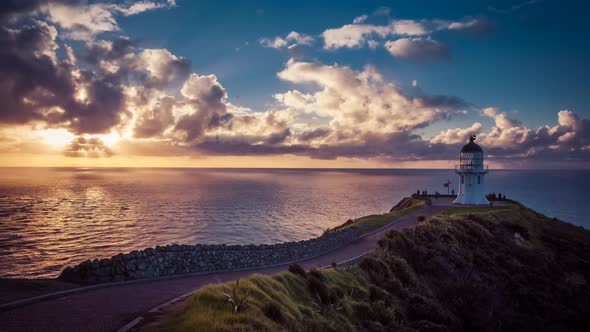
top-left (453, 135), bottom-right (489, 205)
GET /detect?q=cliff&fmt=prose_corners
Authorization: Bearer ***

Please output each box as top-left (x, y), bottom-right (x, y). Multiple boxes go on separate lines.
top-left (146, 200), bottom-right (590, 332)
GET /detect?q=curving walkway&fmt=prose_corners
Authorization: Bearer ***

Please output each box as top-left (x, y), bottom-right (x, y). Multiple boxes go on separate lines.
top-left (0, 205), bottom-right (447, 332)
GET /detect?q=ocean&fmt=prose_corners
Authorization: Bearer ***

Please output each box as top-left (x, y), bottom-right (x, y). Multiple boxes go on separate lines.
top-left (0, 168), bottom-right (587, 278)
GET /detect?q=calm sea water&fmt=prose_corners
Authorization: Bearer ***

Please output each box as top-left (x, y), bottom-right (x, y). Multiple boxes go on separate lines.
top-left (0, 168), bottom-right (587, 278)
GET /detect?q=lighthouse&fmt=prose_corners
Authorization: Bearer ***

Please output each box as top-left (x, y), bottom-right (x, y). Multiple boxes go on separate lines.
top-left (453, 135), bottom-right (489, 205)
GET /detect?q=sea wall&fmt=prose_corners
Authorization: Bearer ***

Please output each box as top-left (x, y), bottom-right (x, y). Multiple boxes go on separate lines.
top-left (58, 228), bottom-right (361, 284)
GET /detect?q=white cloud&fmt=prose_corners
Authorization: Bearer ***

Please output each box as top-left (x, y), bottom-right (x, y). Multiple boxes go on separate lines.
top-left (353, 14), bottom-right (368, 24)
top-left (430, 122), bottom-right (482, 144)
top-left (276, 59), bottom-right (466, 140)
top-left (44, 1), bottom-right (175, 40)
top-left (384, 38), bottom-right (449, 60)
top-left (322, 20), bottom-right (427, 50)
top-left (438, 108), bottom-right (590, 160)
top-left (181, 74), bottom-right (227, 101)
top-left (367, 40), bottom-right (379, 50)
top-left (480, 107), bottom-right (521, 130)
top-left (260, 31), bottom-right (314, 49)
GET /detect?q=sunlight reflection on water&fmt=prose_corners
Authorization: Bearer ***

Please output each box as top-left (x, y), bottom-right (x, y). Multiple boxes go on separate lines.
top-left (0, 168), bottom-right (587, 278)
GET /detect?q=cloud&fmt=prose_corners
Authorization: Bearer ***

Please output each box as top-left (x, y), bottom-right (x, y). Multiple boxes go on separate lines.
top-left (353, 14), bottom-right (368, 24)
top-left (137, 48), bottom-right (191, 87)
top-left (133, 96), bottom-right (176, 138)
top-left (488, 0), bottom-right (539, 13)
top-left (174, 74), bottom-right (230, 142)
top-left (44, 1), bottom-right (175, 40)
top-left (275, 60), bottom-right (466, 150)
top-left (480, 107), bottom-right (521, 130)
top-left (373, 7), bottom-right (392, 16)
top-left (384, 38), bottom-right (449, 60)
top-left (84, 37), bottom-right (136, 67)
top-left (433, 108), bottom-right (590, 161)
top-left (322, 14), bottom-right (494, 51)
top-left (322, 20), bottom-right (427, 49)
top-left (441, 18), bottom-right (493, 35)
top-left (0, 19), bottom-right (130, 134)
top-left (2, 2), bottom-right (589, 166)
top-left (367, 40), bottom-right (379, 50)
top-left (63, 136), bottom-right (113, 158)
top-left (430, 122), bottom-right (483, 144)
top-left (260, 31), bottom-right (314, 49)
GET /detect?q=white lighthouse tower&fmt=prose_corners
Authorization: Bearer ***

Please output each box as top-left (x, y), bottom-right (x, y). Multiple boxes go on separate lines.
top-left (453, 135), bottom-right (489, 205)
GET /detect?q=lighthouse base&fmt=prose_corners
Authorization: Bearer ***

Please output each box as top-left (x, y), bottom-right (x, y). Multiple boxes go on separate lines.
top-left (453, 171), bottom-right (489, 205)
top-left (453, 196), bottom-right (490, 205)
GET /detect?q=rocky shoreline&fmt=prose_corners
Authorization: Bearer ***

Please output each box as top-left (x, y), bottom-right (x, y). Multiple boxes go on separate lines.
top-left (59, 227), bottom-right (361, 284)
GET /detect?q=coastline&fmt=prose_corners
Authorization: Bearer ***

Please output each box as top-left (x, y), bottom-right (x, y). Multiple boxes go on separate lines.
top-left (141, 198), bottom-right (590, 332)
top-left (0, 197), bottom-right (427, 309)
top-left (2, 197), bottom-right (587, 332)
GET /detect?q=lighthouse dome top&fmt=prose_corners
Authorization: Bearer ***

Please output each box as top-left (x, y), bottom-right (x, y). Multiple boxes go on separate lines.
top-left (461, 135), bottom-right (483, 153)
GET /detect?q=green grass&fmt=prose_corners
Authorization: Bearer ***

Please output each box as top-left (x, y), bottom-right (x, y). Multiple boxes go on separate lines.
top-left (147, 201), bottom-right (590, 332)
top-left (148, 269), bottom-right (369, 332)
top-left (328, 198), bottom-right (426, 234)
top-left (441, 202), bottom-right (515, 216)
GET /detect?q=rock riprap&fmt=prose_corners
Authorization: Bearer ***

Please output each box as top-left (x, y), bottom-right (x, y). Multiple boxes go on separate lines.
top-left (59, 228), bottom-right (360, 284)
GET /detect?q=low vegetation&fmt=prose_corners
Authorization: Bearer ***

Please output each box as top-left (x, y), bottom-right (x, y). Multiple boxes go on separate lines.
top-left (441, 202), bottom-right (514, 216)
top-left (148, 201), bottom-right (590, 332)
top-left (327, 197), bottom-right (426, 234)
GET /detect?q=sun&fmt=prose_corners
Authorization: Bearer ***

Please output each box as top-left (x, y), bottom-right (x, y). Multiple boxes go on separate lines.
top-left (36, 129), bottom-right (76, 148)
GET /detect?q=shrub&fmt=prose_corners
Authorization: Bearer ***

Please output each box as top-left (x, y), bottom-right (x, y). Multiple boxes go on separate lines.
top-left (308, 267), bottom-right (325, 281)
top-left (406, 293), bottom-right (450, 325)
top-left (360, 256), bottom-right (391, 285)
top-left (218, 278), bottom-right (251, 314)
top-left (417, 215), bottom-right (427, 223)
top-left (262, 301), bottom-right (285, 323)
top-left (288, 264), bottom-right (306, 278)
top-left (352, 302), bottom-right (372, 322)
top-left (307, 276), bottom-right (330, 305)
top-left (369, 285), bottom-right (392, 305)
top-left (370, 300), bottom-right (396, 324)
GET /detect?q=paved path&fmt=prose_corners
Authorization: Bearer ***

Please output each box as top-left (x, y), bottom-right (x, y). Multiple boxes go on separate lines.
top-left (1, 205), bottom-right (447, 332)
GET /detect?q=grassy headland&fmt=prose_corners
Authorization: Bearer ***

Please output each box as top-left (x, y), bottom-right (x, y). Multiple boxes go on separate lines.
top-left (147, 201), bottom-right (590, 332)
top-left (327, 197), bottom-right (426, 234)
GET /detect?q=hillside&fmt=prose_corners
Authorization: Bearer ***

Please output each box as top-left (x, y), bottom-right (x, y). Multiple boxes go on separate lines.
top-left (145, 201), bottom-right (590, 332)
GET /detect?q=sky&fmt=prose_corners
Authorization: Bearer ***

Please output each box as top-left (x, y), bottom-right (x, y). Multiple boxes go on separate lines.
top-left (0, 0), bottom-right (589, 168)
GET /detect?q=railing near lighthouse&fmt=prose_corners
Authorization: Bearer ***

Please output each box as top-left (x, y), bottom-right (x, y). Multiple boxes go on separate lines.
top-left (454, 164), bottom-right (489, 172)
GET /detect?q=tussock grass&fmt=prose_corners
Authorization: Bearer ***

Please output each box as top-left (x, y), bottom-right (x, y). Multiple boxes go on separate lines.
top-left (149, 269), bottom-right (369, 332)
top-left (441, 200), bottom-right (517, 216)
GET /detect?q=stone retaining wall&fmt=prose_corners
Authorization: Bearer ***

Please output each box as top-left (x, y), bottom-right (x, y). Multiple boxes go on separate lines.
top-left (59, 228), bottom-right (361, 284)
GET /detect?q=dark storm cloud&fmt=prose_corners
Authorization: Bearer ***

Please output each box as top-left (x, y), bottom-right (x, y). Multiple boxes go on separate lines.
top-left (0, 0), bottom-right (74, 23)
top-left (266, 128), bottom-right (291, 144)
top-left (192, 130), bottom-right (453, 161)
top-left (297, 127), bottom-right (332, 142)
top-left (84, 37), bottom-right (136, 65)
top-left (0, 20), bottom-right (130, 134)
top-left (195, 140), bottom-right (310, 156)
